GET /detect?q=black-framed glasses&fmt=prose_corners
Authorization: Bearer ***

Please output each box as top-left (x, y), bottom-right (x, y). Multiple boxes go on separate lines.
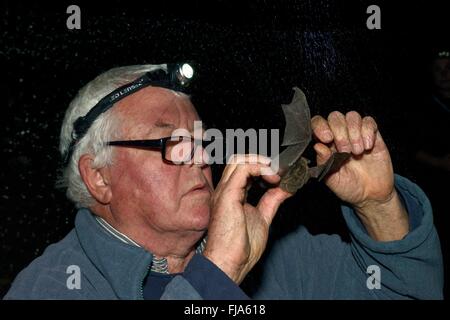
top-left (107, 136), bottom-right (210, 165)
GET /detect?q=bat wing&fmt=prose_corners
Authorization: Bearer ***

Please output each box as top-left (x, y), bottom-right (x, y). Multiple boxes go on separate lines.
top-left (309, 152), bottom-right (351, 180)
top-left (278, 87), bottom-right (312, 171)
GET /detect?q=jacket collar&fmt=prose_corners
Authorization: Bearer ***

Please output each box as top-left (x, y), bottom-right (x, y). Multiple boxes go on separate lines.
top-left (74, 208), bottom-right (153, 300)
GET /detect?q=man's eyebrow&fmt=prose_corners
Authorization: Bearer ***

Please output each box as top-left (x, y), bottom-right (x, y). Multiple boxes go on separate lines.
top-left (154, 121), bottom-right (176, 129)
top-left (143, 122), bottom-right (175, 136)
top-left (144, 121), bottom-right (206, 136)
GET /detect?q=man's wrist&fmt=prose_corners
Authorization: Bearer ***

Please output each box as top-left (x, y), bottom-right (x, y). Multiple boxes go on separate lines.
top-left (203, 250), bottom-right (244, 284)
top-left (353, 189), bottom-right (409, 241)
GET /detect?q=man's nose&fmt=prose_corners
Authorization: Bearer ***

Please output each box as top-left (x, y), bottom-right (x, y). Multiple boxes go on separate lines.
top-left (191, 143), bottom-right (210, 167)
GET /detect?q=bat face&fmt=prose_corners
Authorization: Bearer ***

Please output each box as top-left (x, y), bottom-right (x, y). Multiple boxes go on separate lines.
top-left (279, 157), bottom-right (310, 194)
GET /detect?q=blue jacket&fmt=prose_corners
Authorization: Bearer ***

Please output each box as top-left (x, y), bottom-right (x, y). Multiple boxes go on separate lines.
top-left (3, 175), bottom-right (444, 299)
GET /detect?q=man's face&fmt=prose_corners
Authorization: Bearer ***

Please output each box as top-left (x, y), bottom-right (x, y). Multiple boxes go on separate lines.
top-left (107, 87), bottom-right (213, 235)
top-left (432, 58), bottom-right (450, 90)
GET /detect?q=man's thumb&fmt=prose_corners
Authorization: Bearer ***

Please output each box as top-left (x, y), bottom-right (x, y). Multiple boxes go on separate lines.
top-left (314, 143), bottom-right (332, 165)
top-left (257, 188), bottom-right (292, 225)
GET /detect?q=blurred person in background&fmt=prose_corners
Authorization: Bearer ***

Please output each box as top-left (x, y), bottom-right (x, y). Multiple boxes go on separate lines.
top-left (410, 47), bottom-right (450, 298)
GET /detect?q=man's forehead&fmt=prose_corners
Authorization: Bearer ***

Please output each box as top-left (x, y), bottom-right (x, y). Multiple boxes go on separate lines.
top-left (116, 87), bottom-right (182, 113)
top-left (114, 86), bottom-right (201, 135)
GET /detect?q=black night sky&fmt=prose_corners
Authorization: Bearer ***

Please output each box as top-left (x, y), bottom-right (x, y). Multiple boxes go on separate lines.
top-left (1, 0), bottom-right (449, 297)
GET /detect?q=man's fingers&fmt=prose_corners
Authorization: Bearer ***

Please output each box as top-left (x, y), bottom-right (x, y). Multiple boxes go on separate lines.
top-left (311, 115), bottom-right (334, 143)
top-left (313, 142), bottom-right (333, 166)
top-left (361, 116), bottom-right (378, 150)
top-left (220, 154), bottom-right (271, 186)
top-left (226, 162), bottom-right (277, 190)
top-left (257, 187), bottom-right (291, 225)
top-left (346, 111), bottom-right (364, 155)
top-left (328, 111), bottom-right (352, 153)
top-left (315, 111), bottom-right (375, 154)
top-left (219, 162), bottom-right (278, 203)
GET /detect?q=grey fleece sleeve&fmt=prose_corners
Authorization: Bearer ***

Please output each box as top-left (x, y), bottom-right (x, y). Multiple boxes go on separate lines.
top-left (160, 254), bottom-right (249, 300)
top-left (249, 174), bottom-right (444, 299)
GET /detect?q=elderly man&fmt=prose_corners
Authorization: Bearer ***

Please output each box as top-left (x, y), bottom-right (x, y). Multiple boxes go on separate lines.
top-left (4, 63), bottom-right (443, 299)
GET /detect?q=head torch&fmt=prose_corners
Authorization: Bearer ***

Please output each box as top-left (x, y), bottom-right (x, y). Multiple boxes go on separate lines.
top-left (63, 62), bottom-right (195, 165)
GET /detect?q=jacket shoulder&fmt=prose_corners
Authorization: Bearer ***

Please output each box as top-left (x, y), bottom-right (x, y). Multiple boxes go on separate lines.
top-left (4, 229), bottom-right (105, 299)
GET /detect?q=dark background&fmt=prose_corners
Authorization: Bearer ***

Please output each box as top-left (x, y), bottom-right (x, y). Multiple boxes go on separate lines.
top-left (0, 0), bottom-right (448, 297)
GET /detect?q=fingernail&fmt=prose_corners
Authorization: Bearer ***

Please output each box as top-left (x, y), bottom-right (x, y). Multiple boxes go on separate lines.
top-left (364, 136), bottom-right (371, 149)
top-left (353, 143), bottom-right (363, 154)
top-left (261, 166), bottom-right (277, 176)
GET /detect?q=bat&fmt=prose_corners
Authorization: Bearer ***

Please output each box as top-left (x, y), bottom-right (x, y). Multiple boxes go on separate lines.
top-left (277, 87), bottom-right (351, 194)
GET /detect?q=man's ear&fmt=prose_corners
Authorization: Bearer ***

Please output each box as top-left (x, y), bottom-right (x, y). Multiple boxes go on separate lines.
top-left (78, 154), bottom-right (112, 205)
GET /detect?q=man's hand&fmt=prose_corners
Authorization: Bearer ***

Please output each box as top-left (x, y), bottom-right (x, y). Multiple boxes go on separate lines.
top-left (204, 155), bottom-right (291, 284)
top-left (312, 111), bottom-right (409, 241)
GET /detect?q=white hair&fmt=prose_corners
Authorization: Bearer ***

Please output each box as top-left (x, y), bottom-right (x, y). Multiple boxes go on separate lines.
top-left (58, 64), bottom-right (168, 208)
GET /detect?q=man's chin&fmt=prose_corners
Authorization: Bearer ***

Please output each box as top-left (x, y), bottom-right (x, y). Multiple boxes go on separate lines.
top-left (185, 206), bottom-right (210, 231)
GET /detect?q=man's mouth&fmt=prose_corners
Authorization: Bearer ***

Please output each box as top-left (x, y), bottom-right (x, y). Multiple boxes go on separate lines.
top-left (186, 183), bottom-right (210, 195)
